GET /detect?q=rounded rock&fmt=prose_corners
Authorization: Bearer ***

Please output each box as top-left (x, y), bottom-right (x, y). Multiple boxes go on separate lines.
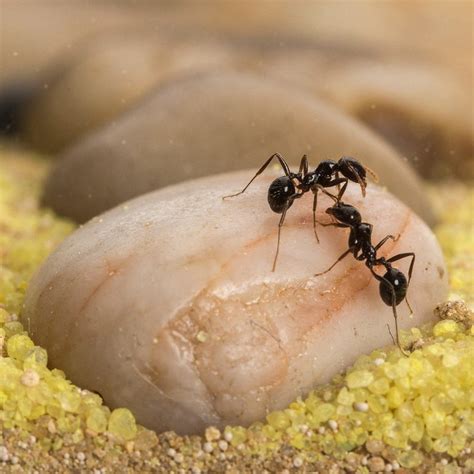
top-left (42, 72), bottom-right (435, 225)
top-left (25, 171), bottom-right (448, 434)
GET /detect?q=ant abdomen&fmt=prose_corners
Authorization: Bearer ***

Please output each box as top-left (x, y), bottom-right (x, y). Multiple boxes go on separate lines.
top-left (267, 176), bottom-right (296, 213)
top-left (379, 268), bottom-right (408, 306)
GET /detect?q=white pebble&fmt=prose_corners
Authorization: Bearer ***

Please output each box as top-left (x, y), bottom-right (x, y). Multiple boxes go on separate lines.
top-left (441, 459), bottom-right (448, 465)
top-left (218, 440), bottom-right (228, 451)
top-left (317, 426), bottom-right (326, 434)
top-left (328, 419), bottom-right (338, 431)
top-left (391, 461), bottom-right (400, 469)
top-left (0, 446), bottom-right (10, 462)
top-left (191, 467), bottom-right (201, 474)
top-left (299, 424), bottom-right (309, 434)
top-left (174, 453), bottom-right (184, 463)
top-left (385, 463), bottom-right (393, 472)
top-left (354, 401), bottom-right (369, 412)
top-left (203, 442), bottom-right (213, 453)
top-left (374, 358), bottom-right (385, 366)
top-left (20, 369), bottom-right (40, 387)
top-left (224, 431), bottom-right (233, 442)
top-left (167, 448), bottom-right (176, 458)
top-left (293, 456), bottom-right (304, 468)
top-left (76, 452), bottom-right (86, 462)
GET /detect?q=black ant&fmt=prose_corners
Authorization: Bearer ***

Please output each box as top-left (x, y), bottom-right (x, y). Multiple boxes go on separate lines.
top-left (223, 153), bottom-right (376, 271)
top-left (314, 201), bottom-right (415, 354)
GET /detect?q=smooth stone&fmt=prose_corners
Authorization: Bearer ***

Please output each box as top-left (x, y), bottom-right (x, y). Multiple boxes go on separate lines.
top-left (22, 33), bottom-right (236, 152)
top-left (261, 56), bottom-right (473, 179)
top-left (24, 171), bottom-right (449, 435)
top-left (42, 73), bottom-right (436, 225)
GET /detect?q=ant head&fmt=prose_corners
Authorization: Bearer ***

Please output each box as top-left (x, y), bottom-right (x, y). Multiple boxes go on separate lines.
top-left (326, 202), bottom-right (361, 226)
top-left (379, 267), bottom-right (408, 306)
top-left (338, 157), bottom-right (368, 196)
top-left (267, 176), bottom-right (296, 213)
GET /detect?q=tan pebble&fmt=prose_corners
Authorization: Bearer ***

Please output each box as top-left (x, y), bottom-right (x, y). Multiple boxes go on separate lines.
top-left (368, 456), bottom-right (386, 472)
top-left (218, 440), bottom-right (228, 451)
top-left (293, 456), bottom-right (304, 467)
top-left (204, 427), bottom-right (221, 442)
top-left (47, 420), bottom-right (56, 434)
top-left (366, 439), bottom-right (384, 454)
top-left (203, 442), bottom-right (213, 453)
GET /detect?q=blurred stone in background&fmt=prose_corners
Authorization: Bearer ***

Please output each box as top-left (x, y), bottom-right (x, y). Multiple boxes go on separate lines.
top-left (42, 73), bottom-right (434, 225)
top-left (1, 1), bottom-right (472, 208)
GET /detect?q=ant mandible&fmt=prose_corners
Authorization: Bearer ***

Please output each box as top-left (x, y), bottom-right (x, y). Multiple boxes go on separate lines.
top-left (223, 153), bottom-right (376, 271)
top-left (314, 201), bottom-right (415, 354)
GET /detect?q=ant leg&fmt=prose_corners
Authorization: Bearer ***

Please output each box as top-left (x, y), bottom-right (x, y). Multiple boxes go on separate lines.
top-left (319, 223), bottom-right (350, 228)
top-left (315, 184), bottom-right (339, 203)
top-left (336, 179), bottom-right (348, 201)
top-left (298, 154), bottom-right (309, 176)
top-left (386, 252), bottom-right (416, 315)
top-left (272, 208), bottom-right (287, 272)
top-left (272, 193), bottom-right (302, 272)
top-left (374, 234), bottom-right (399, 252)
top-left (314, 248), bottom-right (352, 277)
top-left (318, 178), bottom-right (348, 201)
top-left (223, 153), bottom-right (292, 199)
top-left (312, 189), bottom-right (320, 243)
top-left (336, 171), bottom-right (341, 194)
top-left (386, 253), bottom-right (416, 284)
top-left (369, 268), bottom-right (409, 356)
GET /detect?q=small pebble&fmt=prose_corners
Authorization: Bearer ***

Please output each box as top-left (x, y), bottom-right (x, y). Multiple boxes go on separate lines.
top-left (1, 446), bottom-right (10, 462)
top-left (293, 456), bottom-right (304, 467)
top-left (203, 442), bottom-right (213, 453)
top-left (174, 453), bottom-right (184, 463)
top-left (218, 440), bottom-right (228, 452)
top-left (354, 401), bottom-right (369, 412)
top-left (167, 448), bottom-right (176, 458)
top-left (224, 431), bottom-right (233, 442)
top-left (374, 358), bottom-right (385, 366)
top-left (368, 456), bottom-right (385, 472)
top-left (328, 420), bottom-right (338, 431)
top-left (20, 368), bottom-right (40, 387)
top-left (204, 427), bottom-right (221, 442)
top-left (441, 458), bottom-right (448, 465)
top-left (366, 439), bottom-right (384, 454)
